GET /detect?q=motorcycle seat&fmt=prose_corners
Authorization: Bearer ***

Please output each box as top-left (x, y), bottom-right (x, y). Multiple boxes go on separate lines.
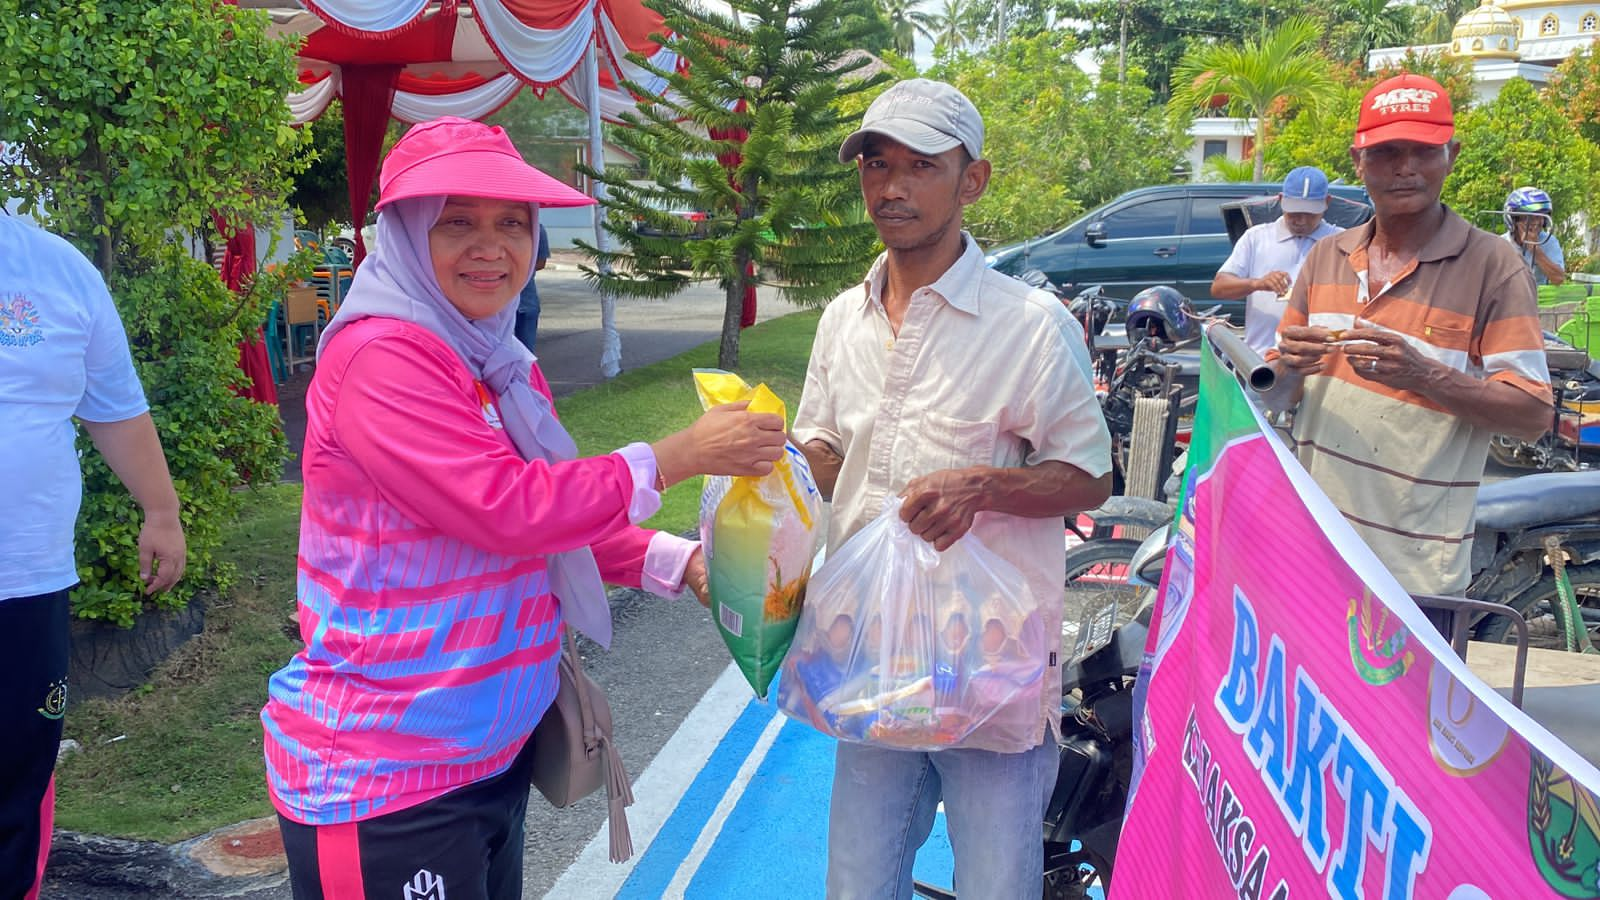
top-left (1475, 470), bottom-right (1600, 532)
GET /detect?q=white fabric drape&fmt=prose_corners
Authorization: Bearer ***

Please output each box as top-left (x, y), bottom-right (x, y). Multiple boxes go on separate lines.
top-left (472, 0), bottom-right (598, 85)
top-left (391, 74), bottom-right (524, 122)
top-left (288, 73), bottom-right (340, 125)
top-left (301, 0), bottom-right (431, 34)
top-left (596, 11), bottom-right (675, 101)
top-left (555, 79), bottom-right (639, 124)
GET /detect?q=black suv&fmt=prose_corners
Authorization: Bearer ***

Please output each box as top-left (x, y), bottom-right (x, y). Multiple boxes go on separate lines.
top-left (984, 181), bottom-right (1371, 320)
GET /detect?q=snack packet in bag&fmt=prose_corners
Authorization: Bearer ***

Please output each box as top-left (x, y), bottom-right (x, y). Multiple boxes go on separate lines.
top-left (694, 369), bottom-right (822, 698)
top-left (776, 498), bottom-right (1045, 753)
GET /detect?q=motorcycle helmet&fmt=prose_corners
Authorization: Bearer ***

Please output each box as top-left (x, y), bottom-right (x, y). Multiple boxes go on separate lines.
top-left (1125, 285), bottom-right (1199, 343)
top-left (1503, 186), bottom-right (1553, 232)
top-left (1068, 284), bottom-right (1116, 336)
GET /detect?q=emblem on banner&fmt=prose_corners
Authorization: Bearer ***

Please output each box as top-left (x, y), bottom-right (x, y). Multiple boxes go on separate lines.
top-left (1528, 752), bottom-right (1600, 897)
top-left (1427, 664), bottom-right (1508, 776)
top-left (1346, 589), bottom-right (1414, 685)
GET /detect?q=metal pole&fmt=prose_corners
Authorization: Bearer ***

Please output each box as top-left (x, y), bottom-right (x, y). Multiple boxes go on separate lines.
top-left (1118, 0), bottom-right (1128, 85)
top-left (585, 43), bottom-right (622, 379)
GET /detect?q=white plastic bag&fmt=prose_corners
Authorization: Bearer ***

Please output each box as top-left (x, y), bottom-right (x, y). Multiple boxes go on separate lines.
top-left (777, 499), bottom-right (1046, 752)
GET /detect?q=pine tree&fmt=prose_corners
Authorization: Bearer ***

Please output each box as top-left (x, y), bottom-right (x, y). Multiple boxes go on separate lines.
top-left (578, 0), bottom-right (889, 370)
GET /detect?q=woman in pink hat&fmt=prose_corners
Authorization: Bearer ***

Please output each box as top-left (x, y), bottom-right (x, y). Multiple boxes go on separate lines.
top-left (260, 117), bottom-right (784, 898)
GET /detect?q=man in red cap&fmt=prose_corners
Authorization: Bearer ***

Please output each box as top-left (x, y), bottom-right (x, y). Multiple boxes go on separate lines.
top-left (1269, 73), bottom-right (1552, 608)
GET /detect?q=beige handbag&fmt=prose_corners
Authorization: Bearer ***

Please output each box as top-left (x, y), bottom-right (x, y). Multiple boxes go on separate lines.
top-left (529, 631), bottom-right (635, 862)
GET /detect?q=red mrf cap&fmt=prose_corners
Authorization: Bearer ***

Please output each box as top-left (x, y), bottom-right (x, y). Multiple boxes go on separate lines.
top-left (1354, 73), bottom-right (1454, 149)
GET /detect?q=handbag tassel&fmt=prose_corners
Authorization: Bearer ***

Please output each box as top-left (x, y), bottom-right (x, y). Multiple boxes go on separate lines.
top-left (604, 737), bottom-right (635, 863)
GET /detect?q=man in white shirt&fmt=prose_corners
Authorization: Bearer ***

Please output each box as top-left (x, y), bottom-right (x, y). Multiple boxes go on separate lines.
top-left (1212, 166), bottom-right (1344, 354)
top-left (793, 79), bottom-right (1113, 899)
top-left (0, 214), bottom-right (186, 893)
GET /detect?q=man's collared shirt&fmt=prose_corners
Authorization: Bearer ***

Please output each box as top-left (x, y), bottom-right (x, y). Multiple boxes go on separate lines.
top-left (793, 234), bottom-right (1112, 749)
top-left (1502, 228), bottom-right (1565, 286)
top-left (1217, 216), bottom-right (1343, 354)
top-left (1275, 206), bottom-right (1551, 594)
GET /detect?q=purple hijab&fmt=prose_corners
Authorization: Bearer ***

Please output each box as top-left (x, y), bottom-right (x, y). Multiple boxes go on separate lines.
top-left (318, 197), bottom-right (614, 647)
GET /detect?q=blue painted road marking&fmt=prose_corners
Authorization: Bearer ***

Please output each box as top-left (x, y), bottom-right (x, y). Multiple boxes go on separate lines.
top-left (546, 663), bottom-right (1102, 899)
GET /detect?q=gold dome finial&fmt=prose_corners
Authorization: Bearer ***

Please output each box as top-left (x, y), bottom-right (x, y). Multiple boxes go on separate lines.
top-left (1448, 0), bottom-right (1521, 60)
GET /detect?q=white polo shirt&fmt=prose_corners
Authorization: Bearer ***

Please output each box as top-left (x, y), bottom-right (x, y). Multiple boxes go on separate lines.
top-left (793, 234), bottom-right (1113, 749)
top-left (0, 215), bottom-right (148, 599)
top-left (1218, 216), bottom-right (1344, 353)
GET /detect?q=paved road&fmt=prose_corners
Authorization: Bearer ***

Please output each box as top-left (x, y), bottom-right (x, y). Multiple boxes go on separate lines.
top-left (532, 262), bottom-right (811, 398)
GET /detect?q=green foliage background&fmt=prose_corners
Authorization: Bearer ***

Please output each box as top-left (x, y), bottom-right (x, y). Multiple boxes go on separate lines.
top-left (578, 0), bottom-right (889, 370)
top-left (932, 31), bottom-right (1189, 244)
top-left (0, 0), bottom-right (309, 624)
top-left (1264, 53), bottom-right (1475, 185)
top-left (1444, 79), bottom-right (1600, 251)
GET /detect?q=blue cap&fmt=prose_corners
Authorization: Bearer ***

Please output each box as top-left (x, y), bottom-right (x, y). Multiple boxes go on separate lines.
top-left (1281, 166), bottom-right (1329, 213)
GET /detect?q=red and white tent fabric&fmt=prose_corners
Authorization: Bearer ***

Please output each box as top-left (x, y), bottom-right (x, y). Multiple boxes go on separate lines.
top-left (273, 0), bottom-right (677, 127)
top-left (248, 0), bottom-right (683, 375)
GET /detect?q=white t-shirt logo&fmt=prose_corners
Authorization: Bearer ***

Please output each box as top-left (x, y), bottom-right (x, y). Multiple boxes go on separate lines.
top-left (1369, 87), bottom-right (1438, 116)
top-left (0, 294), bottom-right (44, 347)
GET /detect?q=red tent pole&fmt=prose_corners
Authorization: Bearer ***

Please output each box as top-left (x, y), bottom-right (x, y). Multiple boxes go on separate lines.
top-left (341, 64), bottom-right (401, 265)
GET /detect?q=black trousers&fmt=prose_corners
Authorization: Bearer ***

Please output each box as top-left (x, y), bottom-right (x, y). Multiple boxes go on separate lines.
top-left (0, 589), bottom-right (70, 900)
top-left (278, 738), bottom-right (538, 900)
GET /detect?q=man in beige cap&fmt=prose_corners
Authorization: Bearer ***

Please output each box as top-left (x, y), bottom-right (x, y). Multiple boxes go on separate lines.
top-left (793, 78), bottom-right (1113, 898)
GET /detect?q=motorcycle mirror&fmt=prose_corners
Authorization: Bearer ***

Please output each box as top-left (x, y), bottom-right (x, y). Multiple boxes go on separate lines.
top-left (1128, 525), bottom-right (1172, 588)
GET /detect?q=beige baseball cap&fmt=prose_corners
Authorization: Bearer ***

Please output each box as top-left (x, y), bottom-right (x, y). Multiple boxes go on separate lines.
top-left (838, 78), bottom-right (985, 164)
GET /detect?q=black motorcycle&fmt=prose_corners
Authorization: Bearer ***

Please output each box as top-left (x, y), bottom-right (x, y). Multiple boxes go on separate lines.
top-left (1470, 469), bottom-right (1600, 648)
top-left (1488, 334), bottom-right (1600, 472)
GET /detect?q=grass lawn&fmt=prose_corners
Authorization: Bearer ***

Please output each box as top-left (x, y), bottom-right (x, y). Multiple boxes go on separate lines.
top-left (52, 309), bottom-right (821, 841)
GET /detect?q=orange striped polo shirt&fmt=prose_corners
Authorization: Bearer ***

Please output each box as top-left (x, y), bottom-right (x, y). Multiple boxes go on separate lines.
top-left (1275, 206), bottom-right (1550, 594)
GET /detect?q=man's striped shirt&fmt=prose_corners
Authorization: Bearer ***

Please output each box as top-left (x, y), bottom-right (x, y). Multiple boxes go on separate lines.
top-left (1276, 206), bottom-right (1550, 594)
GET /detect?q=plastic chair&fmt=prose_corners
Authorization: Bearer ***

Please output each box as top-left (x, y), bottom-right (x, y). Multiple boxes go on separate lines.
top-left (284, 285), bottom-right (323, 373)
top-left (1556, 296), bottom-right (1600, 357)
top-left (1540, 282), bottom-right (1593, 307)
top-left (263, 300), bottom-right (288, 385)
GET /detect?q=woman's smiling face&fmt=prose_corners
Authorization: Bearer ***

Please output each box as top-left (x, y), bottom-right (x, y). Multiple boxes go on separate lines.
top-left (428, 196), bottom-right (535, 320)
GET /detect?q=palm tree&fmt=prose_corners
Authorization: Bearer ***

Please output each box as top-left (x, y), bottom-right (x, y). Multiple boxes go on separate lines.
top-left (1415, 0), bottom-right (1476, 44)
top-left (925, 0), bottom-right (973, 57)
top-left (874, 0), bottom-right (936, 57)
top-left (1202, 154), bottom-right (1258, 183)
top-left (1342, 0), bottom-right (1415, 59)
top-left (1169, 17), bottom-right (1339, 181)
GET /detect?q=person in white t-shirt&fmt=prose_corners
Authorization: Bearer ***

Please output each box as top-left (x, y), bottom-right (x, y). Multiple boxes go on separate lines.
top-left (0, 213), bottom-right (186, 893)
top-left (1211, 166), bottom-right (1345, 354)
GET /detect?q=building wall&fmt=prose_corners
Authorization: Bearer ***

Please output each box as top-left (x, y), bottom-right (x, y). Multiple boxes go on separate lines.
top-left (1185, 117), bottom-right (1255, 181)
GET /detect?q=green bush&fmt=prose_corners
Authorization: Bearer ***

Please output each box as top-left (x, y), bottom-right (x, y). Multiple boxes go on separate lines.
top-left (70, 247), bottom-right (311, 625)
top-left (0, 0), bottom-right (311, 624)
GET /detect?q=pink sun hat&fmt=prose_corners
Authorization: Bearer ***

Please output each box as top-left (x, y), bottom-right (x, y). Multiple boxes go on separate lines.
top-left (376, 116), bottom-right (596, 210)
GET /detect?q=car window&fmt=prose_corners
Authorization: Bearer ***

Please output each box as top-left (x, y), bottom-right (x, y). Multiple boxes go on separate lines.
top-left (1099, 198), bottom-right (1184, 240)
top-left (1187, 197), bottom-right (1229, 236)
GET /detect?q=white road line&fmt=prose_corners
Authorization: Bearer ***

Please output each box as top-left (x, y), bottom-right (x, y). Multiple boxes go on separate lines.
top-left (661, 711), bottom-right (788, 899)
top-left (543, 662), bottom-right (755, 899)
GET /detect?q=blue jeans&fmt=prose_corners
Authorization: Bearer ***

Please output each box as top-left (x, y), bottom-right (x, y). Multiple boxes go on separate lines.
top-left (826, 738), bottom-right (1058, 900)
top-left (514, 284), bottom-right (540, 354)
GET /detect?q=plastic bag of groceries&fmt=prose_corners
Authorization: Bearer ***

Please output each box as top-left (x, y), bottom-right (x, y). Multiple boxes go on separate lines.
top-left (776, 498), bottom-right (1045, 753)
top-left (695, 369), bottom-right (823, 698)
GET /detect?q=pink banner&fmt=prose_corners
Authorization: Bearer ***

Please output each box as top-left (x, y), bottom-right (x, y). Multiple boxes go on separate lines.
top-left (1114, 421), bottom-right (1600, 900)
